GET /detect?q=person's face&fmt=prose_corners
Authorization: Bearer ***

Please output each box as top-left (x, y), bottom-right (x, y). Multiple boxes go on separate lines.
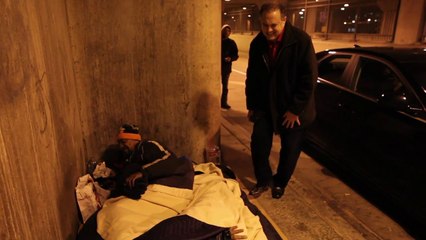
top-left (222, 28), bottom-right (231, 38)
top-left (118, 139), bottom-right (138, 153)
top-left (260, 9), bottom-right (286, 42)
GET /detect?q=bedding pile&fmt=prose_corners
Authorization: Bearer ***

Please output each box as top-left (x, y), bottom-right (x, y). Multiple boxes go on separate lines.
top-left (75, 174), bottom-right (110, 223)
top-left (77, 162), bottom-right (267, 240)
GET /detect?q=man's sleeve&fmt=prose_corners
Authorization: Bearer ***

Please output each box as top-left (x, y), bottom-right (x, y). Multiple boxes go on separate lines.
top-left (245, 42), bottom-right (256, 110)
top-left (288, 38), bottom-right (318, 115)
top-left (140, 141), bottom-right (186, 180)
top-left (231, 40), bottom-right (239, 61)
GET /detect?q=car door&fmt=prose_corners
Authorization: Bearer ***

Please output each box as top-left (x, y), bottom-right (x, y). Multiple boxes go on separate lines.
top-left (340, 55), bottom-right (426, 222)
top-left (307, 53), bottom-right (356, 162)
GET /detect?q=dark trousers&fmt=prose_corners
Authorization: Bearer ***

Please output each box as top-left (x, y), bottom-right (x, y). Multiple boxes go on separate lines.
top-left (250, 112), bottom-right (305, 188)
top-left (221, 72), bottom-right (230, 106)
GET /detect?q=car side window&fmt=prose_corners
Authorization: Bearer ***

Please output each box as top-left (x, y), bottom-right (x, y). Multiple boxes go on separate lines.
top-left (318, 55), bottom-right (352, 87)
top-left (318, 55), bottom-right (351, 87)
top-left (355, 58), bottom-right (404, 100)
top-left (355, 57), bottom-right (422, 109)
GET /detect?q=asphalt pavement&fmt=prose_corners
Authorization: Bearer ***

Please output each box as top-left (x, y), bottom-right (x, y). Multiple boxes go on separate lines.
top-left (218, 56), bottom-right (414, 240)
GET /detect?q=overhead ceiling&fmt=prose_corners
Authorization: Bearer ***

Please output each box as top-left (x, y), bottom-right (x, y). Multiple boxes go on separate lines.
top-left (222, 0), bottom-right (260, 14)
top-left (223, 0), bottom-right (288, 8)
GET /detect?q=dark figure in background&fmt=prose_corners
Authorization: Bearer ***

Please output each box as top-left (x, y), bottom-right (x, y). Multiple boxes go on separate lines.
top-left (245, 2), bottom-right (317, 199)
top-left (221, 24), bottom-right (239, 110)
top-left (103, 124), bottom-right (193, 199)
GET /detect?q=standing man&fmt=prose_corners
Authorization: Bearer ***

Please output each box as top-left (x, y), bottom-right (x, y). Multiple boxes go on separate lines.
top-left (221, 24), bottom-right (239, 110)
top-left (245, 2), bottom-right (317, 199)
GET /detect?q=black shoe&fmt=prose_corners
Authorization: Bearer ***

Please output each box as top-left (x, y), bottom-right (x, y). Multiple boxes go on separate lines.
top-left (272, 186), bottom-right (285, 199)
top-left (249, 185), bottom-right (269, 198)
top-left (221, 104), bottom-right (231, 110)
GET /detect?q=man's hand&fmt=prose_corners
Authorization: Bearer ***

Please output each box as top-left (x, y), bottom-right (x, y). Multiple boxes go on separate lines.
top-left (230, 226), bottom-right (247, 239)
top-left (282, 111), bottom-right (300, 129)
top-left (126, 172), bottom-right (143, 189)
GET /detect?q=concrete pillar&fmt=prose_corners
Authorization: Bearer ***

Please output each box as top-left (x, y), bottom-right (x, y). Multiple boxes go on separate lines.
top-left (0, 0), bottom-right (221, 239)
top-left (67, 0), bottom-right (222, 159)
top-left (394, 0), bottom-right (425, 44)
top-left (305, 7), bottom-right (318, 35)
top-left (377, 0), bottom-right (399, 37)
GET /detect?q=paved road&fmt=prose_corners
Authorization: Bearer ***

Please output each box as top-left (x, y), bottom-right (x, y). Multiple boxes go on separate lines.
top-left (219, 56), bottom-right (414, 240)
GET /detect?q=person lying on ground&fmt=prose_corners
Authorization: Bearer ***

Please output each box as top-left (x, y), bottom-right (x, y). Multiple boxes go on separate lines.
top-left (101, 123), bottom-right (193, 199)
top-left (93, 162), bottom-right (259, 240)
top-left (88, 145), bottom-right (252, 239)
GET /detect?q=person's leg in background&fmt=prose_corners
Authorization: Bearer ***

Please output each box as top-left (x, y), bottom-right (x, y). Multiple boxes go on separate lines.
top-left (272, 128), bottom-right (305, 199)
top-left (221, 72), bottom-right (231, 109)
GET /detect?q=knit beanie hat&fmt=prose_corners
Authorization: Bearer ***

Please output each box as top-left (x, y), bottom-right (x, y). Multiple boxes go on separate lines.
top-left (117, 124), bottom-right (142, 141)
top-left (222, 24), bottom-right (231, 31)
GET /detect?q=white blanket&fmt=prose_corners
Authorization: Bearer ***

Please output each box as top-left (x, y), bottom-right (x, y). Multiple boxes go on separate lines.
top-left (97, 184), bottom-right (193, 240)
top-left (184, 163), bottom-right (267, 240)
top-left (96, 163), bottom-right (266, 240)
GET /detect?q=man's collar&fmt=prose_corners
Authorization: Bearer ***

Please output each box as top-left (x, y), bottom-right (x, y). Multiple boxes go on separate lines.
top-left (276, 29), bottom-right (284, 43)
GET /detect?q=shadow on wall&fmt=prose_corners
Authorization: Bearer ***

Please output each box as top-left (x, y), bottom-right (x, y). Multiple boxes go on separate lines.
top-left (193, 91), bottom-right (221, 153)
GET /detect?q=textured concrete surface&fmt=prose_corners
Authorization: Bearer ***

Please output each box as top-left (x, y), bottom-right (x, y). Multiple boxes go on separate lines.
top-left (1, 1), bottom-right (221, 239)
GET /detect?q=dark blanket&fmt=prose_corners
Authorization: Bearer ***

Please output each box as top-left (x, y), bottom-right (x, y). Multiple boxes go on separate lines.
top-left (77, 212), bottom-right (228, 240)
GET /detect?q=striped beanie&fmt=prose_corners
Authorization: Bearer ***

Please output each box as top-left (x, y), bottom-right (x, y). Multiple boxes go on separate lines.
top-left (117, 124), bottom-right (142, 141)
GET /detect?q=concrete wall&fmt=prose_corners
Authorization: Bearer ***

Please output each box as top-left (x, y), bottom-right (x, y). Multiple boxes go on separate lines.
top-left (0, 1), bottom-right (221, 239)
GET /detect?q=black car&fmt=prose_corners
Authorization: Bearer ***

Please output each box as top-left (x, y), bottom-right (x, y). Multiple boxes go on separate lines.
top-left (304, 46), bottom-right (426, 237)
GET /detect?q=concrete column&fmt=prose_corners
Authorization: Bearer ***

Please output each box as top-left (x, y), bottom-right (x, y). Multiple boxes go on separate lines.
top-left (306, 7), bottom-right (318, 35)
top-left (394, 0), bottom-right (425, 44)
top-left (0, 0), bottom-right (221, 239)
top-left (67, 0), bottom-right (222, 159)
